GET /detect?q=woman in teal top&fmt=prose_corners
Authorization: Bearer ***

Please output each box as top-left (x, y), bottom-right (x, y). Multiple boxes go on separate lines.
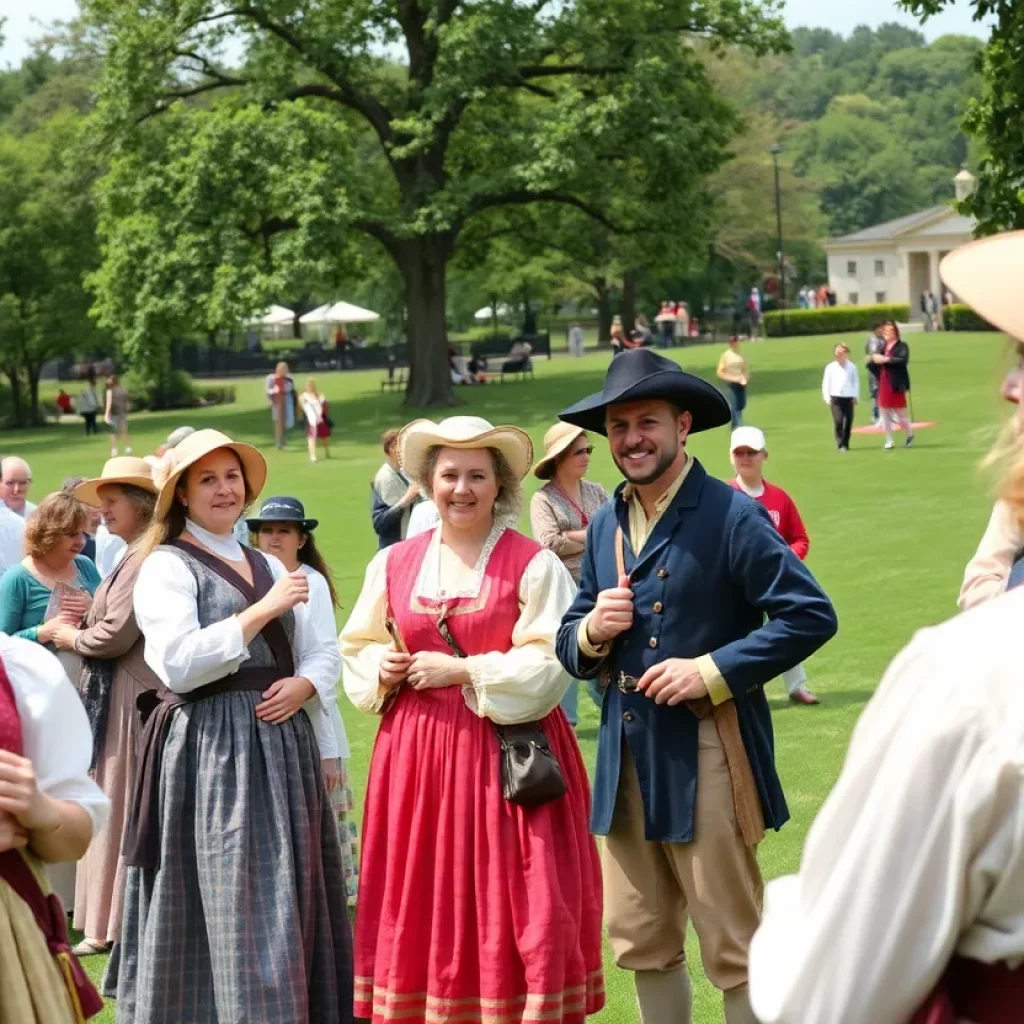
top-left (0, 491), bottom-right (100, 643)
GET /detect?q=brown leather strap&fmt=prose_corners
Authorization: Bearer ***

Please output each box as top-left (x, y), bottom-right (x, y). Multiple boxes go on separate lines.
top-left (612, 528), bottom-right (765, 848)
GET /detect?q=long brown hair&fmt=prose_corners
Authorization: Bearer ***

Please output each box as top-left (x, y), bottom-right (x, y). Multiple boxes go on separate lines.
top-left (297, 531), bottom-right (340, 607)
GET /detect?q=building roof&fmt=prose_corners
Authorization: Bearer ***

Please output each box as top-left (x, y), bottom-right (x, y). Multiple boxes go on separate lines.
top-left (829, 206), bottom-right (949, 244)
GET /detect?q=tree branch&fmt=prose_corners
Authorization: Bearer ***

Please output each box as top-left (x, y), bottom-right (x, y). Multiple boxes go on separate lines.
top-left (465, 190), bottom-right (623, 233)
top-left (516, 63), bottom-right (627, 79)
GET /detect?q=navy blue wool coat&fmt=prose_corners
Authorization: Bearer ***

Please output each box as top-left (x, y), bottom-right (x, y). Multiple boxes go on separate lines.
top-left (556, 459), bottom-right (838, 843)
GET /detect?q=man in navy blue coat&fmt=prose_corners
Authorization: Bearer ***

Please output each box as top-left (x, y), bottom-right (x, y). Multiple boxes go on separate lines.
top-left (555, 350), bottom-right (838, 1024)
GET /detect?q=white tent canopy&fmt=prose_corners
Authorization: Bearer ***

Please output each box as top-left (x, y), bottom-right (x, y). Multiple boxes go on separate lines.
top-left (299, 301), bottom-right (379, 325)
top-left (246, 304), bottom-right (295, 326)
top-left (474, 304), bottom-right (511, 320)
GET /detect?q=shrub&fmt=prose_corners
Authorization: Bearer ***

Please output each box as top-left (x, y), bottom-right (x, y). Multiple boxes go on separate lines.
top-left (122, 368), bottom-right (236, 411)
top-left (764, 303), bottom-right (911, 337)
top-left (944, 303), bottom-right (997, 331)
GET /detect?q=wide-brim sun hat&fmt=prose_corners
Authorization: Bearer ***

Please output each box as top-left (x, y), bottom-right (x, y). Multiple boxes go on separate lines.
top-left (151, 428), bottom-right (267, 521)
top-left (246, 495), bottom-right (319, 533)
top-left (73, 456), bottom-right (157, 507)
top-left (558, 348), bottom-right (732, 435)
top-left (400, 416), bottom-right (533, 483)
top-left (533, 422), bottom-right (587, 480)
top-left (941, 231), bottom-right (1024, 339)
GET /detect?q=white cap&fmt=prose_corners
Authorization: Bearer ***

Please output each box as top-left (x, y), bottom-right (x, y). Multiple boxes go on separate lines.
top-left (730, 426), bottom-right (766, 452)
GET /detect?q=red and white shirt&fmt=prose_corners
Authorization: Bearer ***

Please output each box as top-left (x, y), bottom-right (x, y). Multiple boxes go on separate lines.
top-left (729, 479), bottom-right (809, 561)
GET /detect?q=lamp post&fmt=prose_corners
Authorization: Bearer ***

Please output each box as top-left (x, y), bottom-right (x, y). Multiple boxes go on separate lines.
top-left (770, 142), bottom-right (785, 306)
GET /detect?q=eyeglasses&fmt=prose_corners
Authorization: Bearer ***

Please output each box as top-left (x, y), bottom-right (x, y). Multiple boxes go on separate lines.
top-left (572, 446), bottom-right (595, 457)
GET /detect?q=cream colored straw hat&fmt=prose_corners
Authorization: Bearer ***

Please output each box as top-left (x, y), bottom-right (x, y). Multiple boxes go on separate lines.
top-left (941, 231), bottom-right (1024, 338)
top-left (399, 416), bottom-right (533, 482)
top-left (73, 457), bottom-right (157, 507)
top-left (532, 422), bottom-right (587, 480)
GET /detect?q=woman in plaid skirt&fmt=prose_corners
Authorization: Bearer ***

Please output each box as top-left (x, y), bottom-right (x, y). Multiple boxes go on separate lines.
top-left (248, 495), bottom-right (358, 901)
top-left (110, 430), bottom-right (352, 1023)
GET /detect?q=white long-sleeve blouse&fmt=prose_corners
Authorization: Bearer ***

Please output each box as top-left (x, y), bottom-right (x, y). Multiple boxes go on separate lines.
top-left (133, 548), bottom-right (343, 758)
top-left (340, 525), bottom-right (575, 725)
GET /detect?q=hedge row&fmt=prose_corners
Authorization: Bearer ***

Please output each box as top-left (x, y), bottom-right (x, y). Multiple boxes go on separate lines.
top-left (123, 368), bottom-right (236, 411)
top-left (943, 303), bottom-right (998, 331)
top-left (764, 304), bottom-right (911, 337)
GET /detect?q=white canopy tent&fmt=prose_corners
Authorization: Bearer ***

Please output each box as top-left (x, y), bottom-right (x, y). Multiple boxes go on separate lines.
top-left (299, 301), bottom-right (380, 325)
top-left (474, 304), bottom-right (511, 320)
top-left (249, 304), bottom-right (295, 326)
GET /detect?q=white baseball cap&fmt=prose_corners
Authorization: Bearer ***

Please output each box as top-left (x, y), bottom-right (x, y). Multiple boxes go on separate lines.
top-left (730, 426), bottom-right (767, 452)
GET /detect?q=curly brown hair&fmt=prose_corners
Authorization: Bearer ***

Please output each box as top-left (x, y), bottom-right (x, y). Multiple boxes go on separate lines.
top-left (24, 492), bottom-right (88, 559)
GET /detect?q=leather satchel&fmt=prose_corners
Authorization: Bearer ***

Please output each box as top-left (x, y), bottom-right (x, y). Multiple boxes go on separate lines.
top-left (434, 610), bottom-right (566, 808)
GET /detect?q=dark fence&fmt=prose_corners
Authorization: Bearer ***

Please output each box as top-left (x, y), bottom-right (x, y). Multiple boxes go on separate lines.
top-left (467, 332), bottom-right (552, 359)
top-left (168, 340), bottom-right (411, 378)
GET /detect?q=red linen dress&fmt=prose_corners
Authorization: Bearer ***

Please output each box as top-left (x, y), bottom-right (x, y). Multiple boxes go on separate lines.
top-left (354, 529), bottom-right (605, 1024)
top-left (878, 339), bottom-right (907, 410)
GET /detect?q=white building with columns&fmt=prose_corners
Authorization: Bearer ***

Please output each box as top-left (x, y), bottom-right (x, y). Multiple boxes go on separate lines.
top-left (824, 169), bottom-right (977, 324)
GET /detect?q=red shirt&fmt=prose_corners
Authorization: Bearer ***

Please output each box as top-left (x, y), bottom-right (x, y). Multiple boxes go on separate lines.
top-left (729, 478), bottom-right (809, 561)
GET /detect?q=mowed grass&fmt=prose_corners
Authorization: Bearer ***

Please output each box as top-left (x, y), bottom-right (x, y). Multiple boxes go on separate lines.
top-left (5, 330), bottom-right (1013, 1023)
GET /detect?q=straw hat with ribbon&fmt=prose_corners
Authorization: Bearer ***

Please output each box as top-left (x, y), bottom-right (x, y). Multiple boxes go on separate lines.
top-left (532, 422), bottom-right (587, 480)
top-left (150, 428), bottom-right (267, 521)
top-left (399, 416), bottom-right (533, 483)
top-left (73, 456), bottom-right (157, 507)
top-left (941, 231), bottom-right (1024, 339)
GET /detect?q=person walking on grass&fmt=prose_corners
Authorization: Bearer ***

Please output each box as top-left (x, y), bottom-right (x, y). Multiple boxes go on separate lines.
top-left (555, 349), bottom-right (837, 1024)
top-left (104, 375), bottom-right (132, 458)
top-left (869, 320), bottom-right (914, 450)
top-left (821, 343), bottom-right (859, 451)
top-left (717, 336), bottom-right (750, 427)
top-left (300, 377), bottom-right (331, 463)
top-left (865, 321), bottom-right (886, 425)
top-left (728, 427), bottom-right (820, 705)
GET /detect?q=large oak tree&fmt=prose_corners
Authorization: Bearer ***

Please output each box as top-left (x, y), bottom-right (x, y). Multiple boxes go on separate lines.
top-left (84, 0), bottom-right (787, 406)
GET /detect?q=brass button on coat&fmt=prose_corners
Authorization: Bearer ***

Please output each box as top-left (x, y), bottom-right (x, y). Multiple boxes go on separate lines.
top-left (649, 637), bottom-right (658, 649)
top-left (652, 601), bottom-right (663, 613)
top-left (657, 568), bottom-right (668, 579)
top-left (623, 711), bottom-right (634, 722)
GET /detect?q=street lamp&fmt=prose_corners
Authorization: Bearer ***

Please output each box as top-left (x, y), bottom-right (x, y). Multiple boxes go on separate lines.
top-left (770, 142), bottom-right (785, 306)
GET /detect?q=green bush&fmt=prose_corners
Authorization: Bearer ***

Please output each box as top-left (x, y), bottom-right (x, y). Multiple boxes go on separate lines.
top-left (449, 326), bottom-right (515, 344)
top-left (944, 303), bottom-right (997, 331)
top-left (122, 368), bottom-right (236, 411)
top-left (764, 303), bottom-right (911, 337)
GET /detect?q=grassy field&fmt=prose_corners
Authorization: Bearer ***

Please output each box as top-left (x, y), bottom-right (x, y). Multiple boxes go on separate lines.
top-left (4, 330), bottom-right (1014, 1022)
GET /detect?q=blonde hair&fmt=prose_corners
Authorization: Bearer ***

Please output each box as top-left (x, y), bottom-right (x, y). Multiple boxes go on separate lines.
top-left (23, 492), bottom-right (87, 559)
top-left (138, 451), bottom-right (257, 556)
top-left (305, 377), bottom-right (318, 392)
top-left (415, 445), bottom-right (522, 523)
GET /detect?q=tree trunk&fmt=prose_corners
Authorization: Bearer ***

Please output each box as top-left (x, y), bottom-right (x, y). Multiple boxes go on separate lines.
top-left (621, 273), bottom-right (637, 335)
top-left (399, 236), bottom-right (458, 409)
top-left (27, 365), bottom-right (42, 425)
top-left (2, 366), bottom-right (25, 426)
top-left (595, 278), bottom-right (612, 344)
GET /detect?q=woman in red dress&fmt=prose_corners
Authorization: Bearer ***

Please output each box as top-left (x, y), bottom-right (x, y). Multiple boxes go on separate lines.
top-left (870, 320), bottom-right (914, 449)
top-left (341, 415), bottom-right (605, 1024)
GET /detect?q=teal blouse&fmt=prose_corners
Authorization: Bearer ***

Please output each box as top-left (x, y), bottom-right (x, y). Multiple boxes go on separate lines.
top-left (0, 556), bottom-right (102, 642)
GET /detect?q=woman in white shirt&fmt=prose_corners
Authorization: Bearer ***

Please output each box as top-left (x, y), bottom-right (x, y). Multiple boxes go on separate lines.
top-left (111, 429), bottom-right (352, 1023)
top-left (821, 342), bottom-right (859, 451)
top-left (247, 494), bottom-right (357, 901)
top-left (299, 377), bottom-right (332, 463)
top-left (0, 632), bottom-right (108, 1023)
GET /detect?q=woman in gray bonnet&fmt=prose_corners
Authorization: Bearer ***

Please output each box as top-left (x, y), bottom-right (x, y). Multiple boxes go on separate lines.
top-left (110, 428), bottom-right (352, 1023)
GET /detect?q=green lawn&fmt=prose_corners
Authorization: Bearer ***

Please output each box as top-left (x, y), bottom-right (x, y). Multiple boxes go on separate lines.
top-left (4, 331), bottom-right (1013, 1023)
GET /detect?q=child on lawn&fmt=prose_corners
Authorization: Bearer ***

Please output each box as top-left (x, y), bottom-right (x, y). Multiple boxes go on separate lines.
top-left (729, 426), bottom-right (819, 705)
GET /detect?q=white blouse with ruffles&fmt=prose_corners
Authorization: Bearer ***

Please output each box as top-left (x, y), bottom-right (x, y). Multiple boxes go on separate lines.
top-left (340, 524), bottom-right (575, 725)
top-left (0, 632), bottom-right (108, 833)
top-left (133, 548), bottom-right (343, 759)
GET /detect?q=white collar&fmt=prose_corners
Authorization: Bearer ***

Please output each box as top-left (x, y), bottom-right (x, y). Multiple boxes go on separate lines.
top-left (735, 478), bottom-right (765, 498)
top-left (185, 518), bottom-right (244, 561)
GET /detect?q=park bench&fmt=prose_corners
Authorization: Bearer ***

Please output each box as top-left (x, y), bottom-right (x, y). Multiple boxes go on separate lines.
top-left (381, 366), bottom-right (408, 392)
top-left (499, 363), bottom-right (535, 383)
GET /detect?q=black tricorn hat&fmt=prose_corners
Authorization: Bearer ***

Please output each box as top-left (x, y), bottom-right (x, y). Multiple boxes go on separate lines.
top-left (558, 349), bottom-right (732, 435)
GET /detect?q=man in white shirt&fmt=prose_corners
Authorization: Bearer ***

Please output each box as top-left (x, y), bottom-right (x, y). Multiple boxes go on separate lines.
top-left (0, 456), bottom-right (36, 518)
top-left (0, 469), bottom-right (26, 577)
top-left (820, 343), bottom-right (859, 451)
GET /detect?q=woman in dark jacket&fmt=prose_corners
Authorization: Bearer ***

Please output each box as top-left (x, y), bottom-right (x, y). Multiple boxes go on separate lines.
top-left (869, 320), bottom-right (914, 449)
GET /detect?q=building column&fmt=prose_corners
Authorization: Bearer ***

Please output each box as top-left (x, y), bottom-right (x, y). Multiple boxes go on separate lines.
top-left (928, 249), bottom-right (944, 329)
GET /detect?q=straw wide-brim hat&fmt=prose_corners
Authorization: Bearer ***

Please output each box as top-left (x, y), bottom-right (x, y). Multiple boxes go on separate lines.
top-left (941, 231), bottom-right (1024, 339)
top-left (73, 456), bottom-right (157, 507)
top-left (151, 428), bottom-right (267, 521)
top-left (533, 422), bottom-right (587, 480)
top-left (400, 416), bottom-right (533, 483)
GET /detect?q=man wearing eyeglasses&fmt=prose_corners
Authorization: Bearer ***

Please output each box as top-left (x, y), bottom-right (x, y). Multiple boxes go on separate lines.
top-left (0, 457), bottom-right (36, 519)
top-left (0, 457), bottom-right (27, 577)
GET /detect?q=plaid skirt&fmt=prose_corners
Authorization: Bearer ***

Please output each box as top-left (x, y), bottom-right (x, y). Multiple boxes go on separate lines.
top-left (109, 693), bottom-right (353, 1023)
